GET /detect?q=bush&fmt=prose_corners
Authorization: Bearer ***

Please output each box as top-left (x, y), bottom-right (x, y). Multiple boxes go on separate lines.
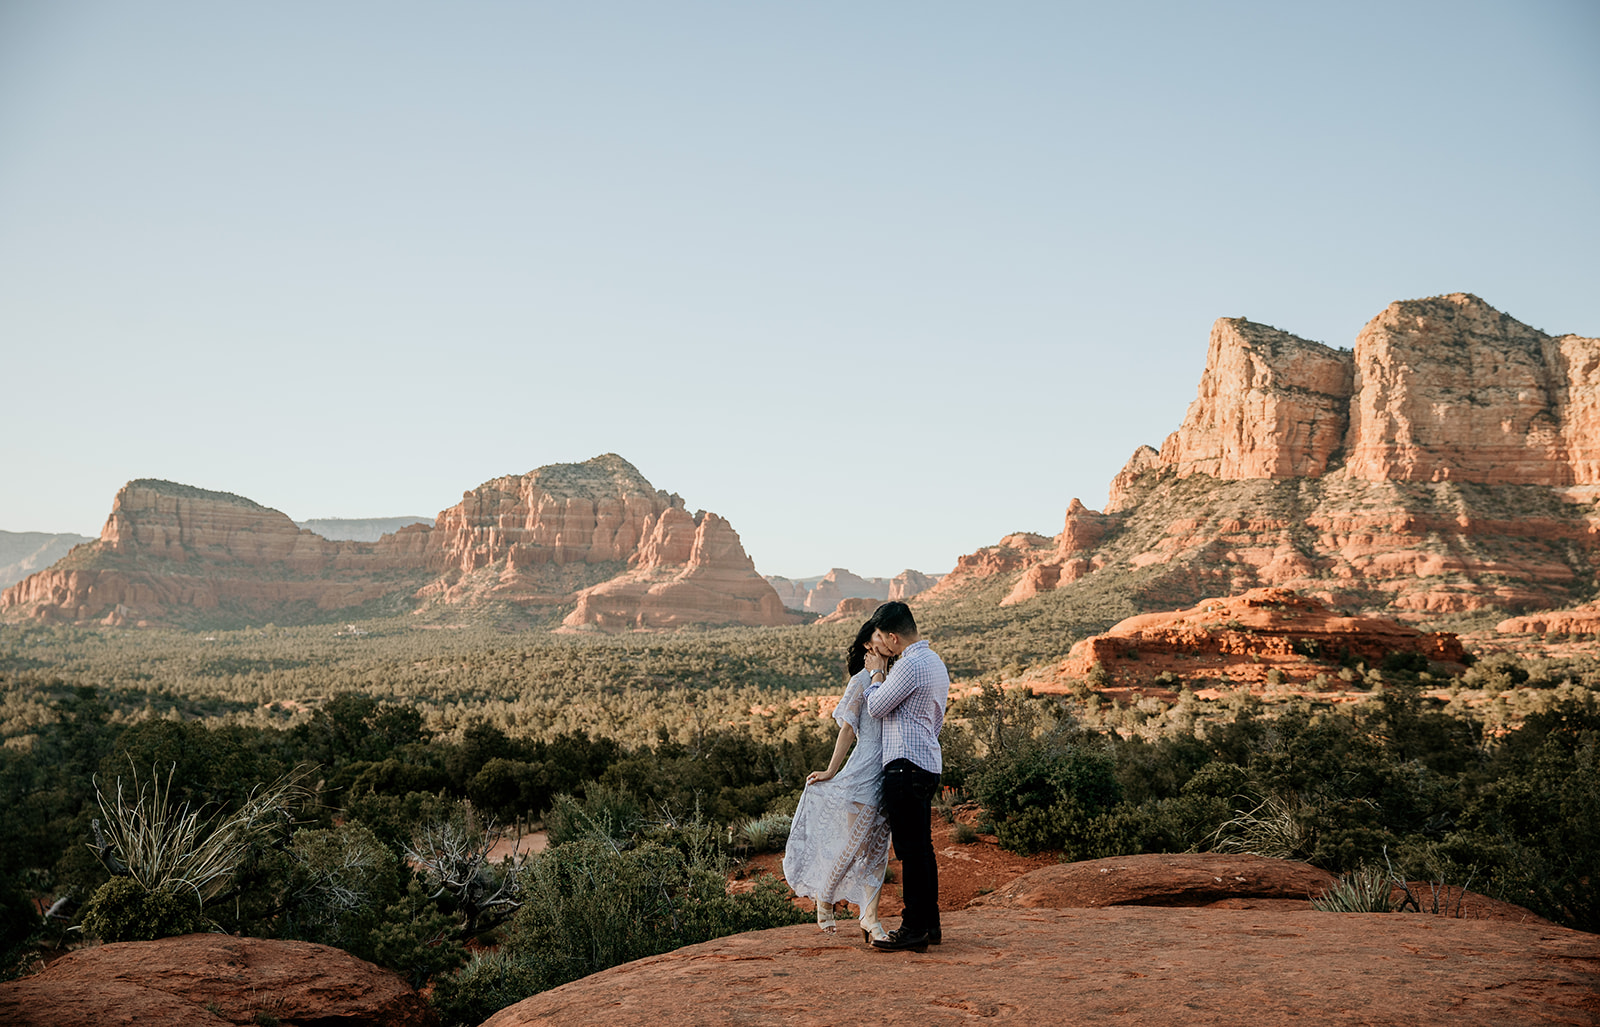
top-left (79, 876), bottom-right (209, 942)
top-left (281, 822), bottom-right (399, 950)
top-left (494, 835), bottom-right (806, 1000)
top-left (969, 739), bottom-right (1123, 856)
top-left (430, 950), bottom-right (539, 1027)
top-left (543, 787), bottom-right (641, 847)
top-left (1312, 862), bottom-right (1395, 913)
top-left (738, 813), bottom-right (792, 854)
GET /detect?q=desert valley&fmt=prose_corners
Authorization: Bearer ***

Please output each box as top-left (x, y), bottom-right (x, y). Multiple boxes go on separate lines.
top-left (0, 293), bottom-right (1597, 1024)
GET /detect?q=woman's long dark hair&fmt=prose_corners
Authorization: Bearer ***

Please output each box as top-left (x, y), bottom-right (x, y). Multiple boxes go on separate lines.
top-left (846, 614), bottom-right (889, 677)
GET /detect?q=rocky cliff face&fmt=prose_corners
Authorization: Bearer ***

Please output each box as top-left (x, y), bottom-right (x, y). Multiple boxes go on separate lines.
top-left (1136, 293), bottom-right (1600, 490)
top-left (0, 482), bottom-right (408, 625)
top-left (1158, 319), bottom-right (1353, 481)
top-left (931, 295), bottom-right (1600, 621)
top-left (1345, 295), bottom-right (1600, 485)
top-left (2, 455), bottom-right (792, 630)
top-left (562, 510), bottom-right (797, 630)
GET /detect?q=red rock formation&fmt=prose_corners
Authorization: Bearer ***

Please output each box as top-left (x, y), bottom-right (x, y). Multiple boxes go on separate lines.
top-left (2, 455), bottom-right (792, 631)
top-left (1134, 294), bottom-right (1600, 489)
top-left (1497, 601), bottom-right (1600, 635)
top-left (0, 481), bottom-right (412, 624)
top-left (969, 853), bottom-right (1335, 911)
top-left (968, 853), bottom-right (1549, 924)
top-left (802, 568), bottom-right (887, 614)
top-left (1045, 588), bottom-right (1466, 691)
top-left (1159, 319), bottom-right (1353, 480)
top-left (919, 533), bottom-right (1057, 605)
top-left (560, 511), bottom-right (797, 631)
top-left (480, 905), bottom-right (1595, 1027)
top-left (887, 568), bottom-right (939, 601)
top-left (763, 575), bottom-right (810, 611)
top-left (1346, 294), bottom-right (1599, 485)
top-left (764, 568), bottom-right (940, 615)
top-left (999, 499), bottom-right (1116, 605)
top-left (816, 595), bottom-right (882, 625)
top-left (927, 295), bottom-right (1600, 622)
top-left (0, 933), bottom-right (430, 1027)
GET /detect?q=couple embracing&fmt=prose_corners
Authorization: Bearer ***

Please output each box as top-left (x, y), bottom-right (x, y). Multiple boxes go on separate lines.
top-left (781, 601), bottom-right (950, 952)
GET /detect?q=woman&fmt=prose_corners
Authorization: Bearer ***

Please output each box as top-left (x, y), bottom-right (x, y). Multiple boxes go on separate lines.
top-left (782, 617), bottom-right (893, 943)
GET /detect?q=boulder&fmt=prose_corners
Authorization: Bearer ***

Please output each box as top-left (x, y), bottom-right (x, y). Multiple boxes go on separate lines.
top-left (478, 906), bottom-right (1599, 1027)
top-left (968, 852), bottom-right (1336, 910)
top-left (0, 934), bottom-right (430, 1027)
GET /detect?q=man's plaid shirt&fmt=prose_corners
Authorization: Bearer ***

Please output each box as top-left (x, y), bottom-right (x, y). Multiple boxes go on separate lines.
top-left (865, 639), bottom-right (949, 774)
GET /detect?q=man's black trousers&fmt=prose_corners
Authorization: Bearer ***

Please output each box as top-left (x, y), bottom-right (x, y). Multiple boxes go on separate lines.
top-left (882, 757), bottom-right (941, 935)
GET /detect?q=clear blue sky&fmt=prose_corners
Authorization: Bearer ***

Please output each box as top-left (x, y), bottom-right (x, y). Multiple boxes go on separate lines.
top-left (2, 1), bottom-right (1596, 579)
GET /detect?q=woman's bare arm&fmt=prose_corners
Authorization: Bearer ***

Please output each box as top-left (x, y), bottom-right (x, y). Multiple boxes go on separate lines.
top-left (806, 723), bottom-right (857, 785)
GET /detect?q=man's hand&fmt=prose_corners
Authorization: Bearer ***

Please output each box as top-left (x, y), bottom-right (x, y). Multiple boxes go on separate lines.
top-left (864, 648), bottom-right (889, 676)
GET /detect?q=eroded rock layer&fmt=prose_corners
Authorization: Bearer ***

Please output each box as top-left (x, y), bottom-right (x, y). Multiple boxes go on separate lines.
top-left (1046, 588), bottom-right (1467, 690)
top-left (1, 455), bottom-right (793, 630)
top-left (931, 295), bottom-right (1600, 620)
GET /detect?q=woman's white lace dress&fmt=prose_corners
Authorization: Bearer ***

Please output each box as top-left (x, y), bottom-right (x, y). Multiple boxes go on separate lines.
top-left (782, 670), bottom-right (891, 917)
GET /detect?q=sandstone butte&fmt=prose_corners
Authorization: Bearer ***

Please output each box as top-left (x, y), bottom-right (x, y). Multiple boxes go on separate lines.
top-left (0, 454), bottom-right (796, 632)
top-left (1043, 587), bottom-right (1468, 693)
top-left (922, 293), bottom-right (1600, 621)
top-left (483, 853), bottom-right (1594, 1027)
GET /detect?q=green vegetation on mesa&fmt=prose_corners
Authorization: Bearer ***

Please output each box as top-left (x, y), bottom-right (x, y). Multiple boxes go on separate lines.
top-left (2, 606), bottom-right (1599, 1023)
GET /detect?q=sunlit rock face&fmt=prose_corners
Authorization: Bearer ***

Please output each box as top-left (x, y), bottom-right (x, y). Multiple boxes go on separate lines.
top-left (929, 294), bottom-right (1600, 620)
top-left (2, 454), bottom-right (794, 630)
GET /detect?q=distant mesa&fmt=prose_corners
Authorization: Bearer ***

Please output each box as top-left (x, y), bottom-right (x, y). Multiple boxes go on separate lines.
top-left (293, 516), bottom-right (435, 542)
top-left (0, 455), bottom-right (794, 632)
top-left (926, 293), bottom-right (1600, 622)
top-left (763, 567), bottom-right (941, 616)
top-left (0, 530), bottom-right (95, 590)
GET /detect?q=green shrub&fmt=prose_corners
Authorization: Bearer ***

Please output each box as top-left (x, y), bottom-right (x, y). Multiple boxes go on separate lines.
top-left (0, 876), bottom-right (39, 980)
top-left (543, 786), bottom-right (641, 847)
top-left (969, 739), bottom-right (1122, 855)
top-left (497, 836), bottom-right (806, 999)
top-left (952, 823), bottom-right (978, 844)
top-left (737, 813), bottom-right (792, 853)
top-left (79, 876), bottom-right (209, 942)
top-left (366, 879), bottom-right (468, 989)
top-left (429, 950), bottom-right (539, 1027)
top-left (1312, 862), bottom-right (1395, 913)
top-left (281, 822), bottom-right (399, 950)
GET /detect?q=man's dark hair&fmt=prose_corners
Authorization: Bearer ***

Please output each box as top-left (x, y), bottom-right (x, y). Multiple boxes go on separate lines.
top-left (873, 601), bottom-right (917, 639)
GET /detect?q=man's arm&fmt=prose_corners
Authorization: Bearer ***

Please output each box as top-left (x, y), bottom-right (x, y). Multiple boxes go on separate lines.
top-left (866, 660), bottom-right (922, 718)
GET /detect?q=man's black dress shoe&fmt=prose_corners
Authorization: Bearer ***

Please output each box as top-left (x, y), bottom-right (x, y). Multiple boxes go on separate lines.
top-left (927, 927), bottom-right (942, 945)
top-left (871, 928), bottom-right (929, 952)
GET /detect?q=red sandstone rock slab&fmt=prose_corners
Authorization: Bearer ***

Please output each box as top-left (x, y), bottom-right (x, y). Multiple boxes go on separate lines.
top-left (0, 934), bottom-right (431, 1027)
top-left (1042, 587), bottom-right (1465, 690)
top-left (968, 853), bottom-right (1336, 910)
top-left (1499, 601), bottom-right (1600, 635)
top-left (480, 907), bottom-right (1600, 1027)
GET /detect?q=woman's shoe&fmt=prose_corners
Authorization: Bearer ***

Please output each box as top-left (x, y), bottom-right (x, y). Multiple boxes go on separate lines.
top-left (861, 923), bottom-right (889, 944)
top-left (816, 902), bottom-right (837, 933)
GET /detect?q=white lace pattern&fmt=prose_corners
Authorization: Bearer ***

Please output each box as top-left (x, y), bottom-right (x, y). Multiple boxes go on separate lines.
top-left (782, 672), bottom-right (891, 917)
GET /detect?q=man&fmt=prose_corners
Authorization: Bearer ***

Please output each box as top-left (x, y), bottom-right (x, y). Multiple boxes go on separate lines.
top-left (862, 600), bottom-right (950, 952)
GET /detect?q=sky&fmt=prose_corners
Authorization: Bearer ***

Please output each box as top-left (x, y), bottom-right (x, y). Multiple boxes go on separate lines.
top-left (1, 1), bottom-right (1596, 579)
